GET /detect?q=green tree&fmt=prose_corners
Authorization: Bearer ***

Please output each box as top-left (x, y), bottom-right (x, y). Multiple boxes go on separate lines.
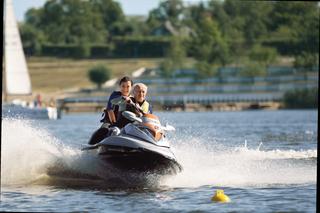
top-left (88, 65), bottom-right (111, 89)
top-left (159, 36), bottom-right (186, 78)
top-left (222, 0), bottom-right (273, 44)
top-left (291, 3), bottom-right (319, 66)
top-left (167, 36), bottom-right (186, 69)
top-left (91, 0), bottom-right (125, 32)
top-left (25, 7), bottom-right (44, 27)
top-left (184, 2), bottom-right (207, 29)
top-left (270, 1), bottom-right (319, 56)
top-left (25, 0), bottom-right (107, 45)
top-left (294, 52), bottom-right (319, 70)
top-left (283, 88), bottom-right (318, 109)
top-left (148, 0), bottom-right (184, 23)
top-left (209, 0), bottom-right (244, 40)
top-left (159, 59), bottom-right (174, 78)
top-left (239, 61), bottom-right (267, 79)
top-left (195, 61), bottom-right (216, 79)
top-left (191, 15), bottom-right (229, 65)
top-left (20, 23), bottom-right (45, 55)
top-left (75, 42), bottom-right (91, 58)
top-left (147, 0), bottom-right (184, 34)
top-left (249, 44), bottom-right (278, 67)
top-left (270, 1), bottom-right (312, 31)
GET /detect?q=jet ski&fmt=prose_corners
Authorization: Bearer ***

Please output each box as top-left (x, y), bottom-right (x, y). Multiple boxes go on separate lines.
top-left (82, 111), bottom-right (182, 176)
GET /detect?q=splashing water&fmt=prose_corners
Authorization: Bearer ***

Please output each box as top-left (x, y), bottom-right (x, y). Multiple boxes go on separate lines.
top-left (1, 118), bottom-right (317, 189)
top-left (1, 119), bottom-right (105, 186)
top-left (163, 136), bottom-right (317, 188)
top-left (1, 119), bottom-right (169, 188)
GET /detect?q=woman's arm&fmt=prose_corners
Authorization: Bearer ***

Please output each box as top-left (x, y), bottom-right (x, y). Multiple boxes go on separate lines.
top-left (107, 110), bottom-right (116, 124)
top-left (106, 91), bottom-right (121, 124)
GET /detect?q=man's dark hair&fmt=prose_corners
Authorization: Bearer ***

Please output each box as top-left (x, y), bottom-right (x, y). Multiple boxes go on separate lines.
top-left (119, 76), bottom-right (133, 86)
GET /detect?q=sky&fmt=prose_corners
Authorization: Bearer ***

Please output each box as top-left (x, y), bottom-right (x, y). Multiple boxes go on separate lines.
top-left (12, 0), bottom-right (205, 22)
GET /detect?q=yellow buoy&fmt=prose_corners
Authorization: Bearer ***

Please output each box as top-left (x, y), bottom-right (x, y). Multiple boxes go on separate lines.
top-left (211, 189), bottom-right (231, 203)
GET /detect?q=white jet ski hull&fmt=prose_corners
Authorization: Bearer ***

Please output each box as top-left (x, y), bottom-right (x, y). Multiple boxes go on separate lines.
top-left (96, 135), bottom-right (182, 175)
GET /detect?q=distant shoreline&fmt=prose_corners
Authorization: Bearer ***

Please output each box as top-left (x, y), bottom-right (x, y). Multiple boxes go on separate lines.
top-left (57, 101), bottom-right (317, 114)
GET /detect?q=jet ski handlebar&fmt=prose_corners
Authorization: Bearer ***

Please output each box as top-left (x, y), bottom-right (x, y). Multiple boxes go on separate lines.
top-left (123, 97), bottom-right (145, 115)
top-left (122, 98), bottom-right (176, 132)
top-left (122, 111), bottom-right (143, 123)
top-left (122, 111), bottom-right (176, 132)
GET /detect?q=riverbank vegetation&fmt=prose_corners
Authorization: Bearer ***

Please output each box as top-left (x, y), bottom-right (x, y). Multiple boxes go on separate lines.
top-left (283, 88), bottom-right (318, 109)
top-left (88, 65), bottom-right (111, 89)
top-left (20, 0), bottom-right (319, 79)
top-left (19, 0), bottom-right (318, 110)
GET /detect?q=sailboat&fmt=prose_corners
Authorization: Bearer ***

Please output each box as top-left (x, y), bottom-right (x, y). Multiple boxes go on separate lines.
top-left (2, 0), bottom-right (59, 120)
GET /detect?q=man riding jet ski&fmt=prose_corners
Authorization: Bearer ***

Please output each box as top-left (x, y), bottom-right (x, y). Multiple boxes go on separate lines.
top-left (88, 82), bottom-right (152, 146)
top-left (84, 83), bottom-right (182, 175)
top-left (83, 110), bottom-right (182, 175)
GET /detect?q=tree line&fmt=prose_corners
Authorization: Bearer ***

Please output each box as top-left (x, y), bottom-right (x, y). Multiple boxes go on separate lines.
top-left (20, 0), bottom-right (319, 78)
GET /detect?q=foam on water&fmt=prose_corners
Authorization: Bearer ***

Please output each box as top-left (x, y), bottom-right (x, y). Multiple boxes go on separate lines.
top-left (163, 138), bottom-right (317, 188)
top-left (1, 119), bottom-right (103, 185)
top-left (1, 119), bottom-right (163, 188)
top-left (1, 119), bottom-right (317, 188)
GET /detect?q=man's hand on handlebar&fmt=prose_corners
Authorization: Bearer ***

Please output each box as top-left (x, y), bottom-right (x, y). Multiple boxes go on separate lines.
top-left (122, 96), bottom-right (144, 115)
top-left (122, 96), bottom-right (132, 104)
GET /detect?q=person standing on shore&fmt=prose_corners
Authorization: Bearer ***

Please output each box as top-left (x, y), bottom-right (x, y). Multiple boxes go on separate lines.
top-left (34, 94), bottom-right (42, 108)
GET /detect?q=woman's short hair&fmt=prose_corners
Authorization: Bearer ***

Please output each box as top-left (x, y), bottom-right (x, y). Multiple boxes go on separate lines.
top-left (119, 76), bottom-right (133, 86)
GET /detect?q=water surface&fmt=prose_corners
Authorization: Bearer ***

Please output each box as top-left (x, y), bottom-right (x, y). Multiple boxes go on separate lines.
top-left (1, 110), bottom-right (317, 212)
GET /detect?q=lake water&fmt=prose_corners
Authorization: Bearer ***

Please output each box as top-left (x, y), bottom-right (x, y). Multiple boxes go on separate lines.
top-left (1, 110), bottom-right (317, 212)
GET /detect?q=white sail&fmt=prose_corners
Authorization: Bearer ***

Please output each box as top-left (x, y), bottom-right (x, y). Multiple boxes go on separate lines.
top-left (4, 0), bottom-right (32, 95)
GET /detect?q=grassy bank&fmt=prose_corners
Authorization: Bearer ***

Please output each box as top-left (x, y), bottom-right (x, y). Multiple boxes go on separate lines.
top-left (27, 56), bottom-right (295, 95)
top-left (27, 57), bottom-right (163, 95)
top-left (25, 56), bottom-right (303, 101)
